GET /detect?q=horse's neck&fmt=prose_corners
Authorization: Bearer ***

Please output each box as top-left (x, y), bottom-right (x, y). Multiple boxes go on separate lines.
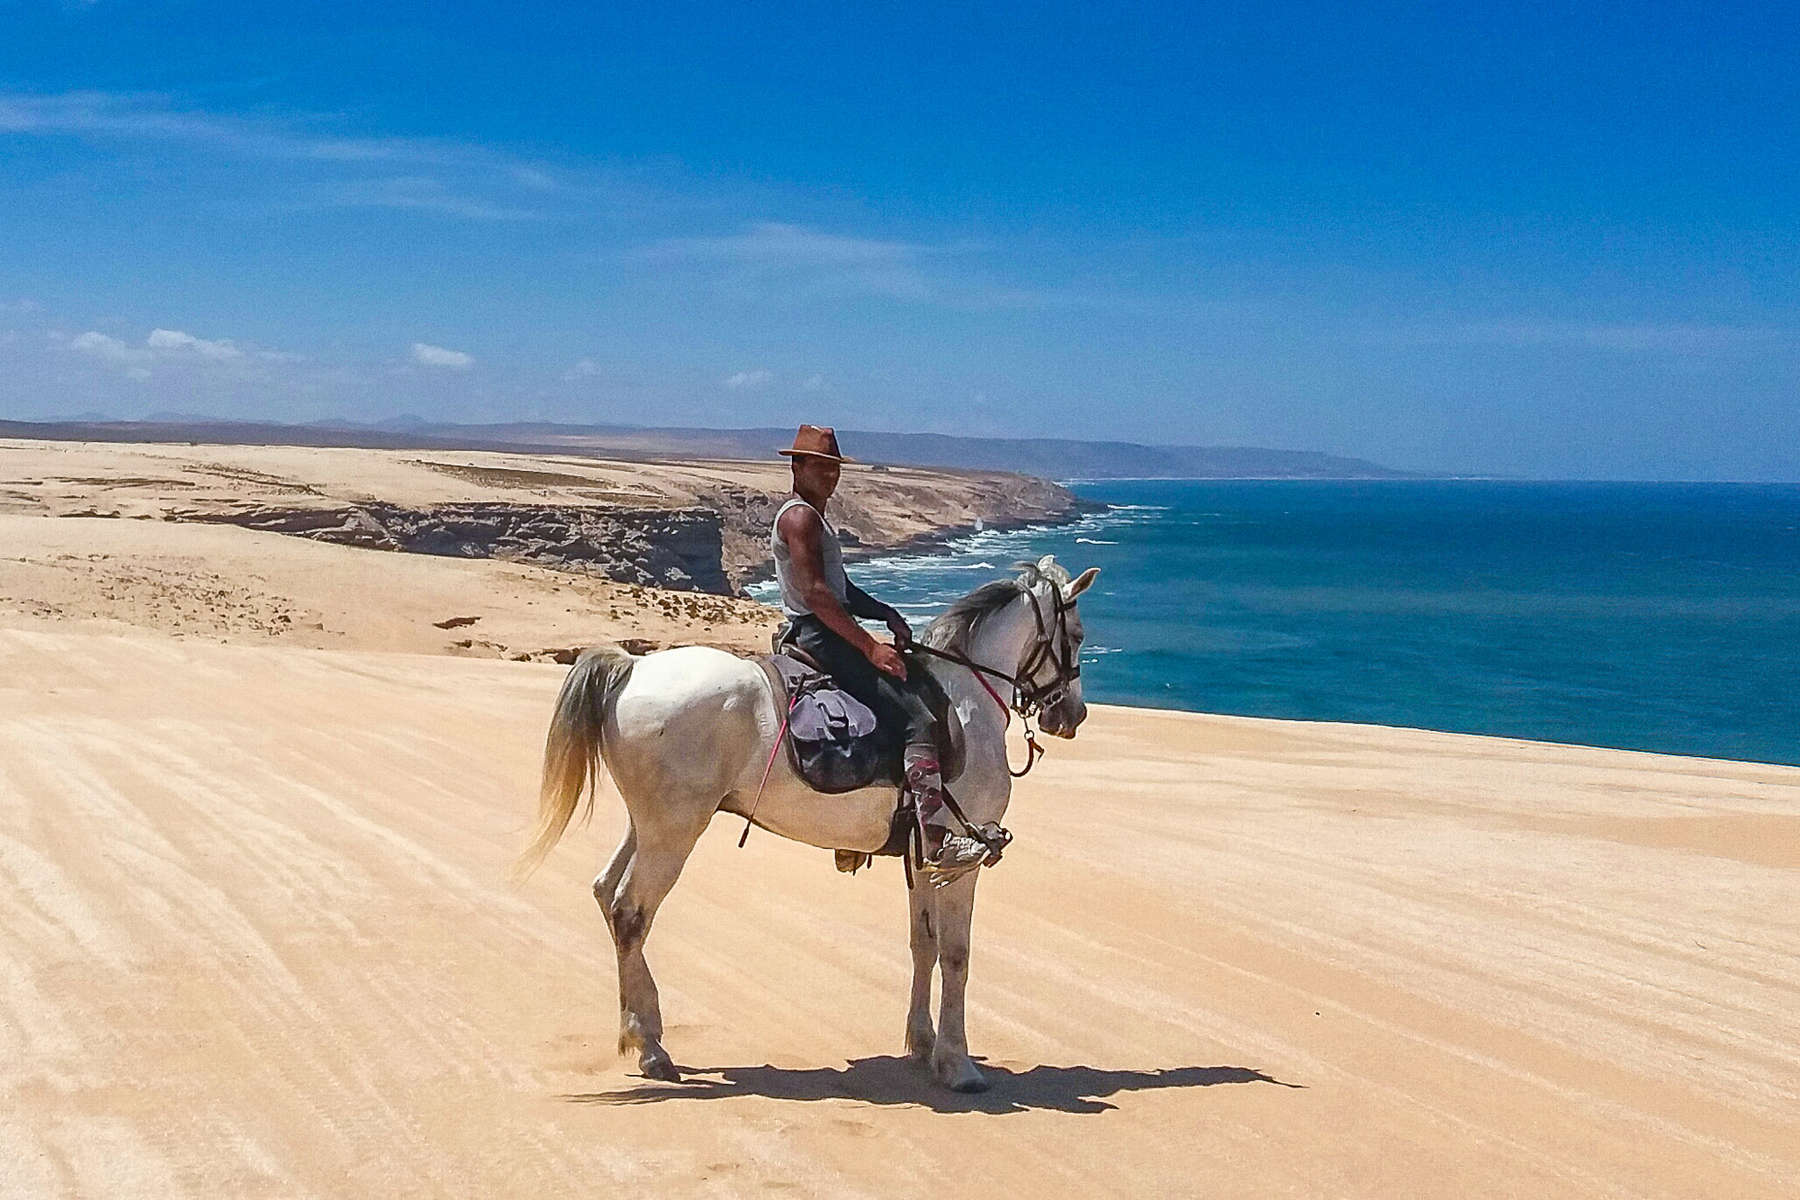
top-left (930, 593), bottom-right (1037, 710)
top-left (969, 594), bottom-right (1039, 677)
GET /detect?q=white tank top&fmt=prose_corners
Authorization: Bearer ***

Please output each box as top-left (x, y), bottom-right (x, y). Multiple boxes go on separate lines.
top-left (771, 497), bottom-right (849, 618)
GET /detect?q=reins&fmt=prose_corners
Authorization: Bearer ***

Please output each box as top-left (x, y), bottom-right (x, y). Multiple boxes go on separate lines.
top-left (909, 643), bottom-right (1046, 777)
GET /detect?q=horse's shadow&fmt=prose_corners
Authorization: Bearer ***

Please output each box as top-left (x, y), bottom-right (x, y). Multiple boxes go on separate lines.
top-left (563, 1056), bottom-right (1301, 1115)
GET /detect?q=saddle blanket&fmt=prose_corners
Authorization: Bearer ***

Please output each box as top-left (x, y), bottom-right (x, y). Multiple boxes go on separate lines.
top-left (758, 652), bottom-right (965, 795)
top-left (763, 652), bottom-right (893, 794)
top-left (769, 653), bottom-right (878, 743)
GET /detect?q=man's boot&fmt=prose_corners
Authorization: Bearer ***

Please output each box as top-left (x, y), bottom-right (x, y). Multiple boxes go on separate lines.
top-left (903, 744), bottom-right (986, 887)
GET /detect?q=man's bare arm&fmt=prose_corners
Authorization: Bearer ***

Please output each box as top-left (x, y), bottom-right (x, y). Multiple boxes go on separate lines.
top-left (779, 505), bottom-right (907, 679)
top-left (777, 505), bottom-right (908, 679)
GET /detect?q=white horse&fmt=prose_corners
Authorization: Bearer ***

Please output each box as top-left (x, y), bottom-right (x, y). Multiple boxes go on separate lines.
top-left (520, 555), bottom-right (1100, 1093)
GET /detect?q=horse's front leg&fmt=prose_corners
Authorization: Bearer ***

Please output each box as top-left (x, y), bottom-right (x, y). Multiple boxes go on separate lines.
top-left (905, 878), bottom-right (937, 1061)
top-left (929, 872), bottom-right (988, 1093)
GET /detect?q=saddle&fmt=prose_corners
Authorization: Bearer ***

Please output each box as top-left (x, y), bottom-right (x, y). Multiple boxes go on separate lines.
top-left (754, 635), bottom-right (1007, 876)
top-left (757, 642), bottom-right (966, 796)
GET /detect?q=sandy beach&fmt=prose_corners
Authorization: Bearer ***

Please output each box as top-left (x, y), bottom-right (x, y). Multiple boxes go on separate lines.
top-left (3, 441), bottom-right (1797, 1197)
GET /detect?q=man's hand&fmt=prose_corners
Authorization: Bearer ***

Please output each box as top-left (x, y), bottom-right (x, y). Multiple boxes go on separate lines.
top-left (885, 611), bottom-right (914, 650)
top-left (869, 641), bottom-right (908, 681)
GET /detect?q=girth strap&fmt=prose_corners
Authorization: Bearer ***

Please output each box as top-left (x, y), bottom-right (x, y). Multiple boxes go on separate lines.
top-left (739, 659), bottom-right (804, 848)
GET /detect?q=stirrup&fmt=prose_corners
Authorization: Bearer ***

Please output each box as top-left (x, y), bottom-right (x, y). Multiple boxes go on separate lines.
top-left (921, 832), bottom-right (988, 889)
top-left (967, 820), bottom-right (1013, 866)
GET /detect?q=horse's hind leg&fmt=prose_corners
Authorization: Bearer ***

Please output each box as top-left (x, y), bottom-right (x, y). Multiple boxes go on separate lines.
top-left (600, 814), bottom-right (706, 1082)
top-left (592, 825), bottom-right (637, 919)
top-left (905, 879), bottom-right (937, 1061)
top-left (592, 826), bottom-right (636, 1037)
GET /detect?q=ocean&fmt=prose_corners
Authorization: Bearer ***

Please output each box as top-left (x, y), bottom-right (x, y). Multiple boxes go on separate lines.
top-left (758, 480), bottom-right (1800, 767)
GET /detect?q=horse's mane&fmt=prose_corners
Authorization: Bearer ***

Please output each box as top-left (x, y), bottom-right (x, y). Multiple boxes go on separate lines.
top-left (920, 559), bottom-right (1070, 654)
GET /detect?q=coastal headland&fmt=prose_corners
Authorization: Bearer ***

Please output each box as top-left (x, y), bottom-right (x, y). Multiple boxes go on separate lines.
top-left (0, 438), bottom-right (1080, 659)
top-left (2, 437), bottom-right (1795, 1197)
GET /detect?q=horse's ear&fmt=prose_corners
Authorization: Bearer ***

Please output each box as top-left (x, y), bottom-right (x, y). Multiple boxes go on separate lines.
top-left (1066, 566), bottom-right (1101, 598)
top-left (1036, 553), bottom-right (1056, 574)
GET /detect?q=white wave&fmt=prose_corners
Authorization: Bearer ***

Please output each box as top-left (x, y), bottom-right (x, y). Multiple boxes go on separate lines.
top-left (1074, 537), bottom-right (1118, 544)
top-left (887, 560), bottom-right (996, 573)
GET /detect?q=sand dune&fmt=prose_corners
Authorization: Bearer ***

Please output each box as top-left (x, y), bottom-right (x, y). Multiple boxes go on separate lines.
top-left (4, 627), bottom-right (1795, 1197)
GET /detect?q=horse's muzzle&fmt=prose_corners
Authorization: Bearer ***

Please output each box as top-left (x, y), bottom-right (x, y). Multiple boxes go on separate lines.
top-left (1039, 701), bottom-right (1087, 739)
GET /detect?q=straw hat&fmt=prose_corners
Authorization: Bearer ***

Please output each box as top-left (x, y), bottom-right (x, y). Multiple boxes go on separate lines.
top-left (777, 424), bottom-right (852, 463)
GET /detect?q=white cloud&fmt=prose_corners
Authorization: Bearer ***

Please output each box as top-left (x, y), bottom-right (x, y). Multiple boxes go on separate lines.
top-left (62, 331), bottom-right (154, 381)
top-left (147, 327), bottom-right (244, 360)
top-left (68, 330), bottom-right (148, 366)
top-left (411, 342), bottom-right (475, 369)
top-left (562, 357), bottom-right (603, 381)
top-left (647, 222), bottom-right (925, 267)
top-left (511, 166), bottom-right (557, 191)
top-left (62, 325), bottom-right (294, 380)
top-left (642, 222), bottom-right (935, 302)
top-left (309, 176), bottom-right (544, 222)
top-left (0, 91), bottom-right (570, 224)
top-left (1, 91), bottom-right (480, 171)
top-left (802, 373), bottom-right (827, 392)
top-left (634, 221), bottom-right (1097, 310)
top-left (1371, 320), bottom-right (1795, 355)
top-left (724, 368), bottom-right (773, 390)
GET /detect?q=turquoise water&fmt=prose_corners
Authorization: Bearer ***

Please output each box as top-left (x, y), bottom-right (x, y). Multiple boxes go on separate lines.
top-left (768, 481), bottom-right (1800, 766)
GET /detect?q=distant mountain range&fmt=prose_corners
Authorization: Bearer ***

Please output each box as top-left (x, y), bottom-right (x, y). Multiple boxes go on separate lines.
top-left (0, 415), bottom-right (1420, 480)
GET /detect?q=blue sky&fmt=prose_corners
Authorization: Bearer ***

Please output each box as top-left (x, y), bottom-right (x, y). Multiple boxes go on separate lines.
top-left (1, 2), bottom-right (1795, 478)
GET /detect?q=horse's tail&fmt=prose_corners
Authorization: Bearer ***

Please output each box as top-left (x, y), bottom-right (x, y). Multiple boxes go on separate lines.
top-left (514, 644), bottom-right (638, 879)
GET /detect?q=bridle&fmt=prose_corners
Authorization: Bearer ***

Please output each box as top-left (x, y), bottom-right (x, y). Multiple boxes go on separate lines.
top-left (909, 579), bottom-right (1083, 777)
top-left (1010, 579), bottom-right (1082, 715)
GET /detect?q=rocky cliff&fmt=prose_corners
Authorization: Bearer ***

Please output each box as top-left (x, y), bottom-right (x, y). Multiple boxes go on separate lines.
top-left (0, 441), bottom-right (1088, 597)
top-left (183, 502), bottom-right (731, 593)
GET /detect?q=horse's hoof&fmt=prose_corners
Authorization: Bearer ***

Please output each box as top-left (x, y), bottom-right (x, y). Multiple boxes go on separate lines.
top-left (639, 1051), bottom-right (680, 1083)
top-left (947, 1068), bottom-right (989, 1094)
top-left (933, 1056), bottom-right (987, 1093)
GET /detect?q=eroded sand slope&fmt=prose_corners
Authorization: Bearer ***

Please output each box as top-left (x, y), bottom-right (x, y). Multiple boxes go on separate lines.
top-left (0, 514), bottom-right (777, 659)
top-left (3, 629), bottom-right (1795, 1198)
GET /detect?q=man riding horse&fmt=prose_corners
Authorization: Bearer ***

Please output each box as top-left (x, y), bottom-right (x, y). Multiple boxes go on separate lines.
top-left (522, 440), bottom-right (1099, 1088)
top-left (771, 424), bottom-right (991, 883)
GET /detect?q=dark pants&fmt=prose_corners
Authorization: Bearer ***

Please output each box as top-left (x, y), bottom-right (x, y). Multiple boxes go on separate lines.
top-left (787, 615), bottom-right (936, 749)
